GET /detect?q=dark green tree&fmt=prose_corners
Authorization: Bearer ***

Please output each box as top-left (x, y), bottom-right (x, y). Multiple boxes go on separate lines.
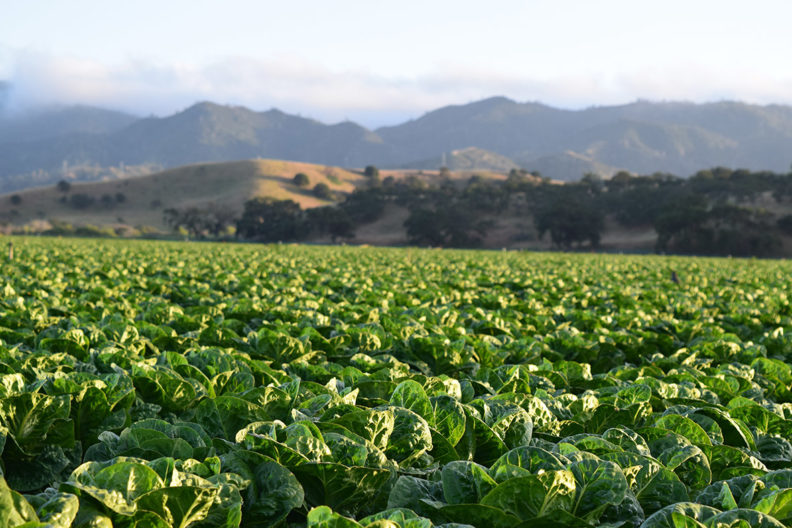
top-left (306, 206), bottom-right (355, 242)
top-left (341, 188), bottom-right (386, 223)
top-left (534, 194), bottom-right (604, 248)
top-left (313, 183), bottom-right (333, 200)
top-left (236, 198), bottom-right (305, 242)
top-left (293, 173), bottom-right (310, 187)
top-left (405, 205), bottom-right (489, 247)
top-left (69, 193), bottom-right (95, 209)
top-left (778, 214), bottom-right (792, 235)
top-left (164, 205), bottom-right (238, 238)
top-left (653, 194), bottom-right (709, 253)
top-left (363, 165), bottom-right (381, 187)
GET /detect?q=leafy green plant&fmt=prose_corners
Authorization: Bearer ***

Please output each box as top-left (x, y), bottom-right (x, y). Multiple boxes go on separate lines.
top-left (0, 238), bottom-right (791, 526)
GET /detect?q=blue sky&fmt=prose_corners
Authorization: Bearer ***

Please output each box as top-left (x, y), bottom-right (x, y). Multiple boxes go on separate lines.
top-left (2, 0), bottom-right (791, 127)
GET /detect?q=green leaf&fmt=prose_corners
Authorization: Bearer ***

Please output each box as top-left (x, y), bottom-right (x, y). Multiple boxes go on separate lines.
top-left (702, 445), bottom-right (766, 481)
top-left (192, 481), bottom-right (242, 528)
top-left (753, 489), bottom-right (792, 523)
top-left (0, 475), bottom-right (39, 527)
top-left (569, 459), bottom-right (628, 520)
top-left (390, 380), bottom-right (433, 423)
top-left (27, 490), bottom-right (80, 528)
top-left (333, 409), bottom-right (395, 452)
top-left (697, 475), bottom-right (761, 509)
top-left (220, 450), bottom-right (304, 525)
top-left (480, 470), bottom-right (576, 520)
top-left (624, 459), bottom-right (689, 515)
top-left (69, 501), bottom-right (115, 528)
top-left (489, 446), bottom-right (566, 483)
top-left (456, 411), bottom-right (507, 466)
top-left (92, 461), bottom-right (164, 502)
top-left (653, 414), bottom-right (712, 447)
top-left (4, 443), bottom-right (75, 492)
top-left (649, 433), bottom-right (712, 490)
top-left (359, 507), bottom-right (434, 527)
top-left (132, 366), bottom-right (197, 413)
top-left (434, 504), bottom-right (521, 528)
top-left (428, 427), bottom-right (460, 465)
top-left (441, 461), bottom-right (497, 505)
top-left (601, 426), bottom-right (652, 456)
top-left (755, 435), bottom-right (792, 464)
top-left (691, 408), bottom-right (755, 451)
top-left (0, 392), bottom-right (72, 455)
top-left (292, 462), bottom-right (392, 517)
top-left (705, 508), bottom-right (785, 528)
top-left (136, 486), bottom-right (217, 528)
top-left (385, 407), bottom-right (433, 464)
top-left (386, 476), bottom-right (443, 518)
top-left (306, 505), bottom-right (364, 528)
top-left (698, 481), bottom-right (739, 511)
top-left (640, 502), bottom-right (720, 528)
top-left (431, 395), bottom-right (467, 447)
top-left (61, 459), bottom-right (163, 516)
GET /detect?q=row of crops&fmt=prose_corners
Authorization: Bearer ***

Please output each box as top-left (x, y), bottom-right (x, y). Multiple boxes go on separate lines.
top-left (2, 238), bottom-right (792, 527)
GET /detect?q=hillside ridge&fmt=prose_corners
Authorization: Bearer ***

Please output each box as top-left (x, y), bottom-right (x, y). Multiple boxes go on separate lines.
top-left (2, 97), bottom-right (792, 190)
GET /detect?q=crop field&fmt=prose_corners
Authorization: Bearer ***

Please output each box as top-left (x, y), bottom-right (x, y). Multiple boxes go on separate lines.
top-left (3, 238), bottom-right (792, 528)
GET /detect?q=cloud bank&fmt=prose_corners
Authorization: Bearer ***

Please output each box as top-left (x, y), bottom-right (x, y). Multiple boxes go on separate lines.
top-left (3, 52), bottom-right (792, 128)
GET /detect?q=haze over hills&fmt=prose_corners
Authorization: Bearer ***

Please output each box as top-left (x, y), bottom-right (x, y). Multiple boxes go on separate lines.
top-left (2, 96), bottom-right (792, 192)
top-left (0, 105), bottom-right (138, 143)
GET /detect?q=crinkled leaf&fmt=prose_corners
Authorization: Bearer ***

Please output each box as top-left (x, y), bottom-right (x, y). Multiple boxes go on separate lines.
top-left (481, 470), bottom-right (576, 520)
top-left (441, 461), bottom-right (497, 505)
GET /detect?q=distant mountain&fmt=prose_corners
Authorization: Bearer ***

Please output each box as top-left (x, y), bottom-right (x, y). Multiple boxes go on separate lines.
top-left (527, 151), bottom-right (621, 182)
top-left (378, 97), bottom-right (792, 176)
top-left (402, 146), bottom-right (519, 172)
top-left (0, 105), bottom-right (138, 143)
top-left (111, 102), bottom-right (387, 167)
top-left (377, 97), bottom-right (570, 164)
top-left (0, 102), bottom-right (390, 190)
top-left (2, 97), bottom-right (792, 192)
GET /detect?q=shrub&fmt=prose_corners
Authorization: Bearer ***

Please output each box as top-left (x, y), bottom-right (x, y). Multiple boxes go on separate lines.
top-left (236, 197), bottom-right (306, 242)
top-left (313, 183), bottom-right (333, 200)
top-left (69, 194), bottom-right (95, 209)
top-left (778, 214), bottom-right (792, 235)
top-left (293, 173), bottom-right (310, 187)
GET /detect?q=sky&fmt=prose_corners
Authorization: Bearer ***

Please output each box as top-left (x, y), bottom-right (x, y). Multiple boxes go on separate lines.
top-left (1, 0), bottom-right (792, 127)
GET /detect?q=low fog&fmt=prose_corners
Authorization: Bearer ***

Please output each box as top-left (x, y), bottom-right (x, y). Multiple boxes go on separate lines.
top-left (3, 53), bottom-right (792, 129)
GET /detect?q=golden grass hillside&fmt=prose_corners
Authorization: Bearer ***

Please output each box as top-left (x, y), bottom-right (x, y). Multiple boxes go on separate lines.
top-left (0, 159), bottom-right (365, 231)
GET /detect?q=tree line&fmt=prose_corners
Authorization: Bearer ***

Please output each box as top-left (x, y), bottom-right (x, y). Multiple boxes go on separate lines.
top-left (163, 165), bottom-right (792, 257)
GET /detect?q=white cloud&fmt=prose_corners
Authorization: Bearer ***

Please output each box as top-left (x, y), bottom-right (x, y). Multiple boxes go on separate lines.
top-left (4, 52), bottom-right (792, 127)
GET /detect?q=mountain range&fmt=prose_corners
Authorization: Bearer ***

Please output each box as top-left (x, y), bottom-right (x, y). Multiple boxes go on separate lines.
top-left (2, 96), bottom-right (792, 192)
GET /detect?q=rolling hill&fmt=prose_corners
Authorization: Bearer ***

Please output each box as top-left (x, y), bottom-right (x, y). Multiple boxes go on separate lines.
top-left (0, 159), bottom-right (364, 231)
top-left (2, 97), bottom-right (792, 191)
top-left (401, 147), bottom-right (520, 172)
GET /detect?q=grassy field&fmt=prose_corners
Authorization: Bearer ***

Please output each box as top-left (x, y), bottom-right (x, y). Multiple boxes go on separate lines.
top-left (1, 237), bottom-right (792, 527)
top-left (0, 159), bottom-right (365, 231)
